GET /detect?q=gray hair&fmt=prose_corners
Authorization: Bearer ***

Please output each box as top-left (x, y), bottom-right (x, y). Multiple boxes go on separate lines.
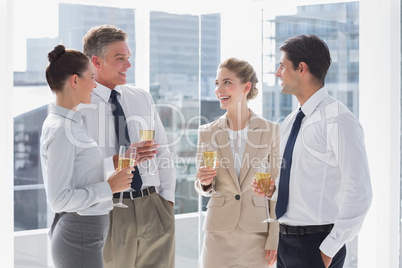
top-left (82, 24), bottom-right (128, 59)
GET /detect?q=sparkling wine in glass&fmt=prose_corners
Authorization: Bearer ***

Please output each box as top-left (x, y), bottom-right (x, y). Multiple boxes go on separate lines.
top-left (201, 142), bottom-right (220, 196)
top-left (139, 118), bottom-right (155, 175)
top-left (114, 146), bottom-right (136, 208)
top-left (254, 162), bottom-right (276, 223)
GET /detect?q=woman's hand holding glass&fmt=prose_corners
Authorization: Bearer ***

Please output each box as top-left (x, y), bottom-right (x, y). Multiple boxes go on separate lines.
top-left (251, 178), bottom-right (276, 199)
top-left (199, 142), bottom-right (220, 196)
top-left (253, 162), bottom-right (277, 223)
top-left (107, 165), bottom-right (134, 194)
top-left (113, 146), bottom-right (137, 208)
top-left (197, 166), bottom-right (218, 189)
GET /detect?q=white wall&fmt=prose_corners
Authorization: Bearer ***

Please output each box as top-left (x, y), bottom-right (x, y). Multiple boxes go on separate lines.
top-left (0, 0), bottom-right (14, 267)
top-left (359, 0), bottom-right (401, 267)
top-left (220, 2), bottom-right (263, 116)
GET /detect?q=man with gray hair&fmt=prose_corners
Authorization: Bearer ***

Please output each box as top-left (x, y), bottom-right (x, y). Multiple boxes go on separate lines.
top-left (80, 24), bottom-right (176, 268)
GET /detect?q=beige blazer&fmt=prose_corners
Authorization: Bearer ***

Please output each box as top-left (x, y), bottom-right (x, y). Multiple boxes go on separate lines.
top-left (195, 110), bottom-right (280, 250)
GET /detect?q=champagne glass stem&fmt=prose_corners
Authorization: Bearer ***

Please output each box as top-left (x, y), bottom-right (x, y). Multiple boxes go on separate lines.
top-left (211, 177), bottom-right (220, 196)
top-left (262, 196), bottom-right (276, 223)
top-left (119, 191), bottom-right (124, 204)
top-left (265, 196), bottom-right (271, 221)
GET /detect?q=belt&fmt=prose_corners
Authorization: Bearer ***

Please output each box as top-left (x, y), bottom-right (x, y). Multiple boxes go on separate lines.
top-left (279, 224), bottom-right (334, 236)
top-left (113, 186), bottom-right (156, 200)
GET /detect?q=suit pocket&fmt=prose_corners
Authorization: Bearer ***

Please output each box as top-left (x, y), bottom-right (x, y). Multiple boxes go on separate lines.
top-left (252, 195), bottom-right (266, 207)
top-left (206, 195), bottom-right (225, 208)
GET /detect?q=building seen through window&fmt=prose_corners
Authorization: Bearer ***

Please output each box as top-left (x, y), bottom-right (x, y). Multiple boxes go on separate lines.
top-left (14, 3), bottom-right (222, 231)
top-left (13, 2), bottom-right (379, 268)
top-left (262, 2), bottom-right (359, 122)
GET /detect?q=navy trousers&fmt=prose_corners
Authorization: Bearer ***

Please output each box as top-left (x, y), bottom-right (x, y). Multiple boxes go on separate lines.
top-left (277, 231), bottom-right (346, 268)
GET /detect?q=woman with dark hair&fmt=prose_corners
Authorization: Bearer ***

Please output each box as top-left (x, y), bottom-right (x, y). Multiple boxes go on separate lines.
top-left (40, 45), bottom-right (134, 268)
top-left (195, 57), bottom-right (280, 267)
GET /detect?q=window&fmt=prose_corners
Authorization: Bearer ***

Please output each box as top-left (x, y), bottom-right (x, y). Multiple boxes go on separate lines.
top-left (13, 2), bottom-right (136, 232)
top-left (10, 1), bottom-right (400, 267)
top-left (14, 2), bottom-right (222, 266)
top-left (262, 2), bottom-right (360, 267)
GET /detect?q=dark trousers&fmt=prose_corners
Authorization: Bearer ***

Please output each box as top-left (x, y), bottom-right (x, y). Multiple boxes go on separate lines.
top-left (277, 232), bottom-right (346, 268)
top-left (50, 213), bottom-right (109, 268)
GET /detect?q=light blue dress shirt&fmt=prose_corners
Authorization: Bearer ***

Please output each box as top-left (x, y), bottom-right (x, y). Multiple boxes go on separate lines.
top-left (40, 105), bottom-right (113, 216)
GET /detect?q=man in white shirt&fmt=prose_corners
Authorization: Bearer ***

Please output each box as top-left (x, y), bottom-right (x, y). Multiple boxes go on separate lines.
top-left (271, 34), bottom-right (372, 268)
top-left (79, 25), bottom-right (176, 268)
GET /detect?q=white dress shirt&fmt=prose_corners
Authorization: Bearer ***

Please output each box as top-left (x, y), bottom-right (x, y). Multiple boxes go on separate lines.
top-left (278, 87), bottom-right (372, 257)
top-left (228, 126), bottom-right (249, 177)
top-left (40, 105), bottom-right (113, 216)
top-left (78, 83), bottom-right (176, 202)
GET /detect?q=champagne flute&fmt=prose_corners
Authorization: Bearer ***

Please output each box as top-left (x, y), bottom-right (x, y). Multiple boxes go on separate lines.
top-left (201, 142), bottom-right (220, 196)
top-left (254, 161), bottom-right (276, 223)
top-left (139, 118), bottom-right (155, 175)
top-left (114, 146), bottom-right (136, 208)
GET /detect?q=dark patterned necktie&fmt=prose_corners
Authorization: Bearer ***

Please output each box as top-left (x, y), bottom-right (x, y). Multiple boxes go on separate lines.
top-left (110, 90), bottom-right (143, 192)
top-left (275, 109), bottom-right (305, 219)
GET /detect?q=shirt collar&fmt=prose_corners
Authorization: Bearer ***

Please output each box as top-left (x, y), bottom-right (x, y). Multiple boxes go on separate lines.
top-left (228, 125), bottom-right (249, 140)
top-left (50, 105), bottom-right (83, 123)
top-left (301, 87), bottom-right (329, 118)
top-left (217, 109), bottom-right (260, 130)
top-left (93, 82), bottom-right (123, 103)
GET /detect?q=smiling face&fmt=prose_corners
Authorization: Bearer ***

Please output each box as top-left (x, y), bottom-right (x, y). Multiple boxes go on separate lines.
top-left (275, 51), bottom-right (301, 96)
top-left (77, 62), bottom-right (97, 104)
top-left (94, 40), bottom-right (132, 89)
top-left (214, 67), bottom-right (249, 111)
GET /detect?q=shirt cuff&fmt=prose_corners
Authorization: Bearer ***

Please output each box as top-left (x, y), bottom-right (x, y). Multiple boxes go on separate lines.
top-left (319, 233), bottom-right (344, 258)
top-left (159, 190), bottom-right (175, 204)
top-left (104, 156), bottom-right (115, 181)
top-left (98, 181), bottom-right (113, 201)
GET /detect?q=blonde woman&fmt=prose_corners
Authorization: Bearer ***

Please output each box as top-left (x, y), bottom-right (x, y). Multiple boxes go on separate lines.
top-left (195, 58), bottom-right (280, 267)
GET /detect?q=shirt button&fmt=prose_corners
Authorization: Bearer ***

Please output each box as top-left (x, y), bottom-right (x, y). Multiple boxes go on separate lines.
top-left (235, 194), bottom-right (241, 200)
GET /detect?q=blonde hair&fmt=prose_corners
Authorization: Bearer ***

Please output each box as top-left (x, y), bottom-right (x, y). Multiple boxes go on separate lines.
top-left (218, 57), bottom-right (258, 100)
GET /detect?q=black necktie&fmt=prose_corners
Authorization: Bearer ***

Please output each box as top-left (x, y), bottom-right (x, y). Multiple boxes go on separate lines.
top-left (110, 90), bottom-right (143, 192)
top-left (276, 109), bottom-right (305, 219)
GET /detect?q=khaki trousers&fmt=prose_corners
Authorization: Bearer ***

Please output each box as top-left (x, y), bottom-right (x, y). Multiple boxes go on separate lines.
top-left (200, 225), bottom-right (269, 268)
top-left (103, 192), bottom-right (175, 268)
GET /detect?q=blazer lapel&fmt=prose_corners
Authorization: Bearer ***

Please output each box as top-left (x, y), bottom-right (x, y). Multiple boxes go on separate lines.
top-left (215, 115), bottom-right (240, 190)
top-left (238, 112), bottom-right (268, 185)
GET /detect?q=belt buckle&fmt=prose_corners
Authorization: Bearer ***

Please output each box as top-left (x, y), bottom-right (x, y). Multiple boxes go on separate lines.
top-left (281, 224), bottom-right (288, 235)
top-left (144, 187), bottom-right (150, 196)
top-left (129, 191), bottom-right (142, 200)
top-left (298, 227), bottom-right (306, 236)
top-left (130, 189), bottom-right (146, 200)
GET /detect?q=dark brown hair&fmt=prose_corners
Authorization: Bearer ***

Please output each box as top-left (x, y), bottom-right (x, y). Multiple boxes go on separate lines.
top-left (45, 45), bottom-right (90, 92)
top-left (280, 34), bottom-right (331, 85)
top-left (218, 57), bottom-right (258, 100)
